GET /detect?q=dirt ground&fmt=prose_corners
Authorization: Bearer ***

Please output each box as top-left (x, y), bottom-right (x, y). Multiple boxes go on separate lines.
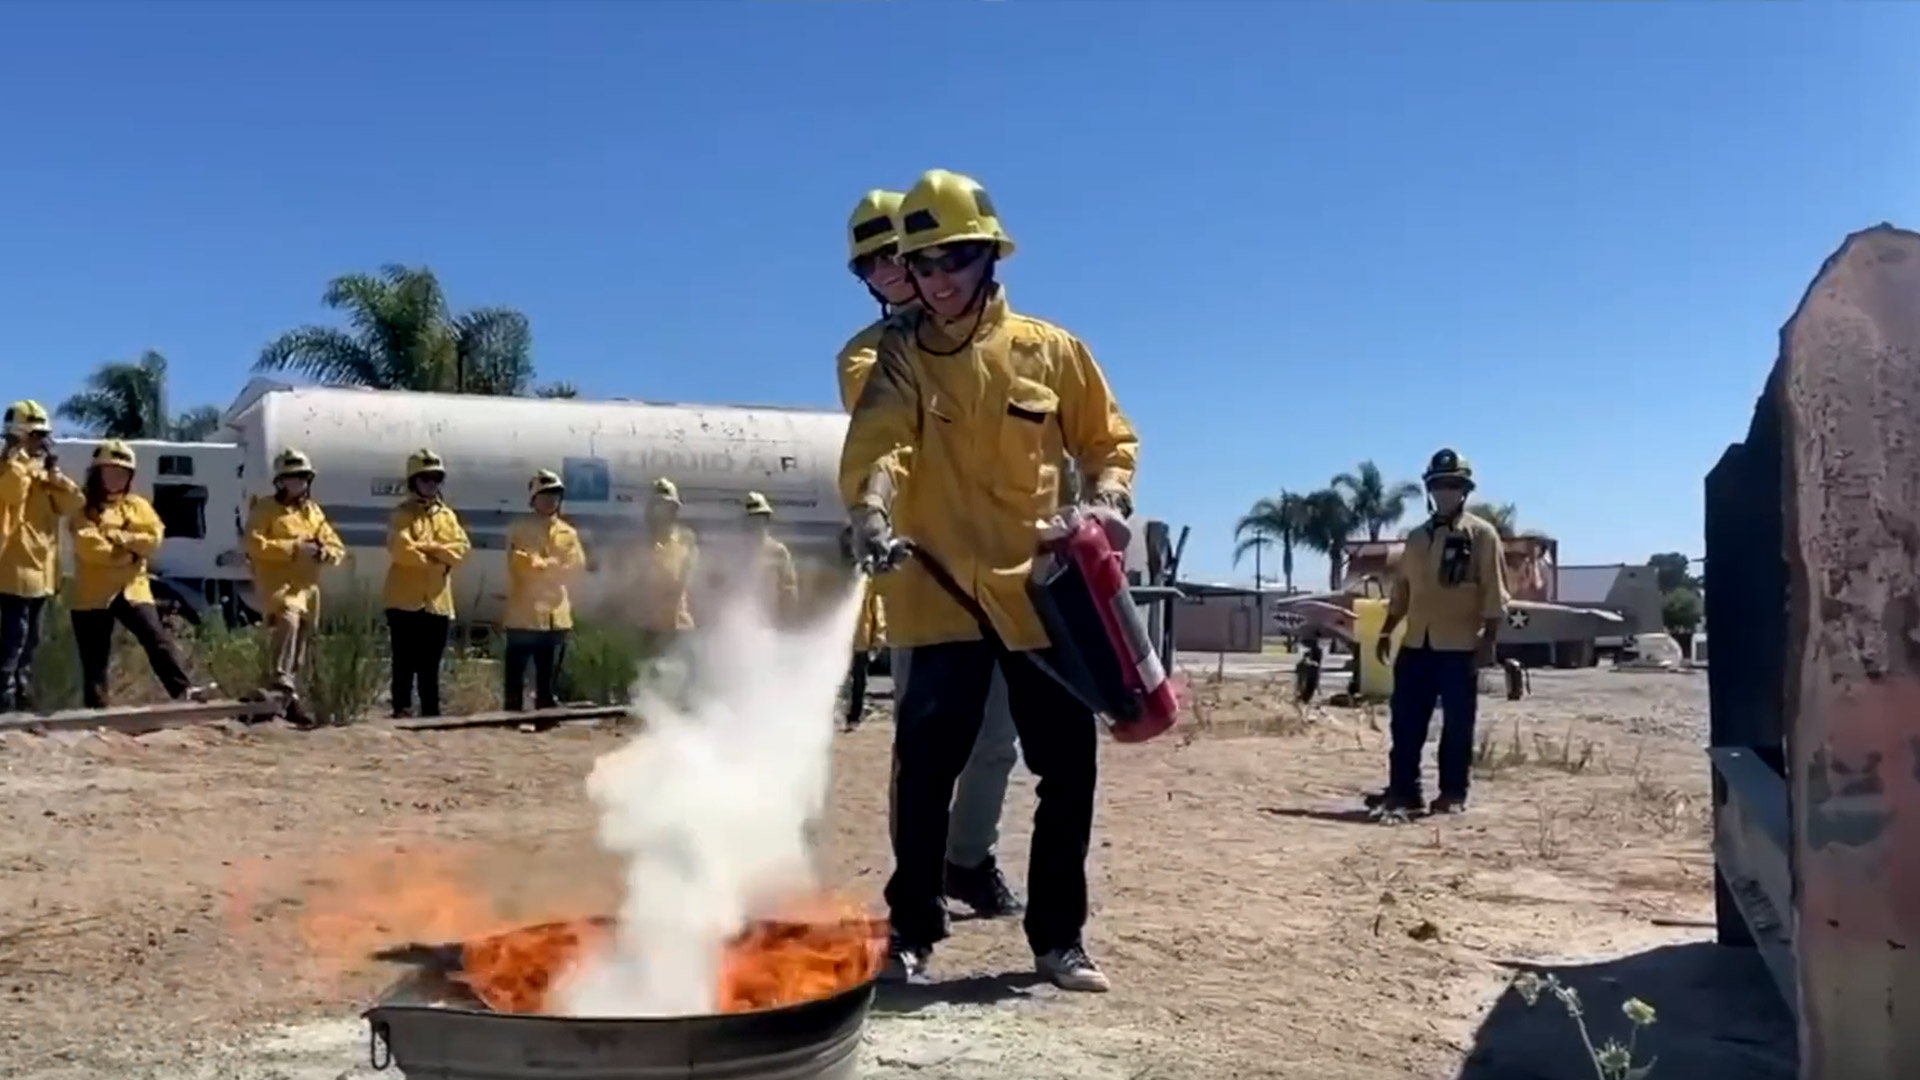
top-left (0, 664), bottom-right (1795, 1080)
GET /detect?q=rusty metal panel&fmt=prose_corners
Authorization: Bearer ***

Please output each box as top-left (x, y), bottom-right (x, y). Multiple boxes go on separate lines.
top-left (1778, 224), bottom-right (1920, 1080)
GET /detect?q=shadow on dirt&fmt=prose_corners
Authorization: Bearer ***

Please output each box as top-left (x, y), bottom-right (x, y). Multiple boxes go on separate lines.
top-left (1457, 941), bottom-right (1794, 1079)
top-left (1258, 805), bottom-right (1384, 825)
top-left (872, 972), bottom-right (1043, 1014)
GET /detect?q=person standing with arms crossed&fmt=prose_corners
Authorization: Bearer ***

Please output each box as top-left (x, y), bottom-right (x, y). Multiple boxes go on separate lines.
top-left (67, 440), bottom-right (202, 708)
top-left (383, 449), bottom-right (471, 719)
top-left (842, 169), bottom-right (1140, 990)
top-left (0, 400), bottom-right (83, 713)
top-left (837, 187), bottom-right (1024, 919)
top-left (1369, 448), bottom-right (1509, 817)
top-left (505, 469), bottom-right (586, 725)
top-left (245, 448), bottom-right (345, 727)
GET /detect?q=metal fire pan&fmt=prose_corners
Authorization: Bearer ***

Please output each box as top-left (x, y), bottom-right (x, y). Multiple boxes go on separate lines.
top-left (362, 966), bottom-right (874, 1080)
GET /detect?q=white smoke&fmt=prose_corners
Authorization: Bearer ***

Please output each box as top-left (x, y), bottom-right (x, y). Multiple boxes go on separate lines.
top-left (554, 578), bottom-right (866, 1017)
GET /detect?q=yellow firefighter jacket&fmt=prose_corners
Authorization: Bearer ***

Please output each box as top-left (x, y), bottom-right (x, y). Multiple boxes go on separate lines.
top-left (840, 286), bottom-right (1139, 651)
top-left (0, 449), bottom-right (84, 599)
top-left (752, 531), bottom-right (800, 618)
top-left (638, 524), bottom-right (699, 633)
top-left (1388, 511), bottom-right (1511, 652)
top-left (246, 496), bottom-right (345, 618)
top-left (69, 493), bottom-right (166, 610)
top-left (835, 308), bottom-right (922, 649)
top-left (505, 513), bottom-right (585, 631)
top-left (384, 497), bottom-right (471, 616)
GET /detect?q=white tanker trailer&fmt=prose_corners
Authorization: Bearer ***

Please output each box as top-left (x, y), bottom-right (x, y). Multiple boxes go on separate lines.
top-left (58, 381), bottom-right (856, 626)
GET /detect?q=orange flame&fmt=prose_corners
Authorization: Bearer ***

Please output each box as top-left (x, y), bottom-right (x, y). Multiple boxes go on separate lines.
top-left (226, 842), bottom-right (883, 1015)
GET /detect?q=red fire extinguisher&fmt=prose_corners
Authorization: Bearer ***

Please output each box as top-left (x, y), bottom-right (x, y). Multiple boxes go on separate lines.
top-left (1048, 514), bottom-right (1181, 743)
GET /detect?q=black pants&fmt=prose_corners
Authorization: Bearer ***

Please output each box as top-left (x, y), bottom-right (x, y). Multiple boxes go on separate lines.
top-left (386, 609), bottom-right (451, 717)
top-left (1388, 645), bottom-right (1479, 799)
top-left (0, 594), bottom-right (47, 710)
top-left (72, 598), bottom-right (193, 709)
top-left (844, 650), bottom-right (871, 727)
top-left (887, 635), bottom-right (1098, 956)
top-left (504, 629), bottom-right (568, 713)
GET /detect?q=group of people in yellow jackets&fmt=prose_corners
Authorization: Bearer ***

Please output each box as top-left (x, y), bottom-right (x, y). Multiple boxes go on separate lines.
top-left (243, 448), bottom-right (799, 726)
top-left (0, 402), bottom-right (204, 713)
top-left (834, 169), bottom-right (1141, 994)
top-left (0, 400), bottom-right (801, 724)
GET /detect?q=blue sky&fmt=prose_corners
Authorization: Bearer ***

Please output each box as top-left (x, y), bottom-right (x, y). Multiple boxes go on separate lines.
top-left (2, 1), bottom-right (1912, 584)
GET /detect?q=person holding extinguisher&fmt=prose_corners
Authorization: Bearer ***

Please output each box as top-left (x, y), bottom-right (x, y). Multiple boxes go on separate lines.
top-left (841, 169), bottom-right (1140, 993)
top-left (836, 186), bottom-right (1025, 918)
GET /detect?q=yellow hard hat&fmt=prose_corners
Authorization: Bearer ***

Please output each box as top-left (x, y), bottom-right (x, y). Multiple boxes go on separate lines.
top-left (405, 449), bottom-right (446, 481)
top-left (744, 491), bottom-right (774, 517)
top-left (529, 469), bottom-right (565, 499)
top-left (896, 169), bottom-right (1015, 259)
top-left (273, 448), bottom-right (315, 480)
top-left (91, 440), bottom-right (137, 470)
top-left (1423, 448), bottom-right (1475, 489)
top-left (651, 477), bottom-right (682, 505)
top-left (847, 189), bottom-right (906, 264)
top-left (4, 399), bottom-right (52, 439)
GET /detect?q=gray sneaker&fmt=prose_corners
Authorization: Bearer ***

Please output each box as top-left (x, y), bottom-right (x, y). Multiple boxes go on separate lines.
top-left (1036, 946), bottom-right (1110, 993)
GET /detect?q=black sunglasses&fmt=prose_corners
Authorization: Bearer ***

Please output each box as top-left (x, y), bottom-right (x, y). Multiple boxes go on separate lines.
top-left (906, 242), bottom-right (990, 278)
top-left (849, 245), bottom-right (901, 281)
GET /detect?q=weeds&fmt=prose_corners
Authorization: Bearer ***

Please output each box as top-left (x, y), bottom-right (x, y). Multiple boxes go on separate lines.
top-left (1473, 719), bottom-right (1599, 779)
top-left (1511, 970), bottom-right (1659, 1079)
top-left (303, 588), bottom-right (387, 726)
top-left (193, 617), bottom-right (269, 701)
top-left (562, 620), bottom-right (662, 705)
top-left (1526, 805), bottom-right (1564, 860)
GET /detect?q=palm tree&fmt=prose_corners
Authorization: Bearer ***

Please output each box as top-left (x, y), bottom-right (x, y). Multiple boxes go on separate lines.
top-left (1295, 488), bottom-right (1359, 590)
top-left (1331, 460), bottom-right (1423, 541)
top-left (169, 405), bottom-right (225, 441)
top-left (57, 351), bottom-right (227, 441)
top-left (254, 264), bottom-right (534, 395)
top-left (1234, 491), bottom-right (1306, 592)
top-left (1468, 500), bottom-right (1520, 538)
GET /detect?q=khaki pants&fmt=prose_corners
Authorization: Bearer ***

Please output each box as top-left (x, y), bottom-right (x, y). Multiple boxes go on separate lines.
top-left (266, 609), bottom-right (312, 693)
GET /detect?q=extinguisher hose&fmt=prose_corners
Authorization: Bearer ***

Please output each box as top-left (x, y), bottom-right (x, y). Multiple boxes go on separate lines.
top-left (893, 540), bottom-right (1111, 720)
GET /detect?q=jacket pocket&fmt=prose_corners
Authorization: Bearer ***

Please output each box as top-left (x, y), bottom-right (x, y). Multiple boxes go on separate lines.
top-left (999, 377), bottom-right (1062, 503)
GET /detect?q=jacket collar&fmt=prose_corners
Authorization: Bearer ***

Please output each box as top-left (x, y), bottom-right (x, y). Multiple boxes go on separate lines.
top-left (918, 284), bottom-right (1009, 351)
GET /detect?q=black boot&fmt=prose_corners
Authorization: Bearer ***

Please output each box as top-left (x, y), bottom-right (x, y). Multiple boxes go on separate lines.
top-left (944, 857), bottom-right (1025, 918)
top-left (1363, 788), bottom-right (1426, 818)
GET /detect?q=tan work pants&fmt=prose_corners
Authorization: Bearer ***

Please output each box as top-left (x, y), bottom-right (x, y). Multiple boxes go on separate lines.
top-left (266, 609), bottom-right (312, 692)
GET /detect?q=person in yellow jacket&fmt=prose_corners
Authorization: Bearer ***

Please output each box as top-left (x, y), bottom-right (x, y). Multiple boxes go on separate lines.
top-left (383, 449), bottom-right (470, 719)
top-left (842, 576), bottom-right (884, 732)
top-left (245, 447), bottom-right (345, 725)
top-left (842, 169), bottom-right (1140, 992)
top-left (505, 469), bottom-right (585, 721)
top-left (1368, 449), bottom-right (1510, 818)
top-left (837, 187), bottom-right (1027, 924)
top-left (67, 440), bottom-right (198, 708)
top-left (639, 477), bottom-right (698, 639)
top-left (0, 400), bottom-right (85, 713)
top-left (742, 491), bottom-right (800, 621)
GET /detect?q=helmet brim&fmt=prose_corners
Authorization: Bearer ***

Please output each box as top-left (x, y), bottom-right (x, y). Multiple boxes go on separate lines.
top-left (897, 234), bottom-right (1016, 260)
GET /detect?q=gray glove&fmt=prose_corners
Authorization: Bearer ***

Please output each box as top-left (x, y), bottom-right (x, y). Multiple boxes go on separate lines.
top-left (1079, 489), bottom-right (1134, 551)
top-left (845, 506), bottom-right (902, 571)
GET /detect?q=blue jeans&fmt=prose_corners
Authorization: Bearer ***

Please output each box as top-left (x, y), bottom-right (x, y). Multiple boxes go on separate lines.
top-left (1388, 645), bottom-right (1479, 799)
